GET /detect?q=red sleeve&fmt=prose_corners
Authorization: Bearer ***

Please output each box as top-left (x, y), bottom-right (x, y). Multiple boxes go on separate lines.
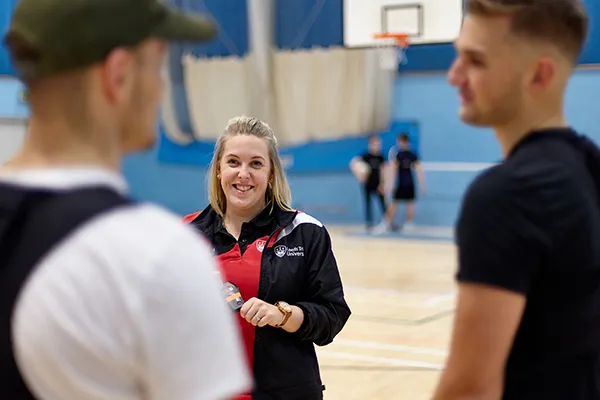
top-left (182, 211), bottom-right (202, 224)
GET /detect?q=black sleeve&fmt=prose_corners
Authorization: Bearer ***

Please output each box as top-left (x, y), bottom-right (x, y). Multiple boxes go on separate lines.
top-left (294, 225), bottom-right (351, 346)
top-left (456, 168), bottom-right (550, 294)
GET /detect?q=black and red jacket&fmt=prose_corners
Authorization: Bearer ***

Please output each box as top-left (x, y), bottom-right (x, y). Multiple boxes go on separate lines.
top-left (184, 202), bottom-right (351, 400)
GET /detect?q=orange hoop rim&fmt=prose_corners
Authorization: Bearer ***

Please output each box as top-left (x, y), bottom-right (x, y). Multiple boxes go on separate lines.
top-left (373, 32), bottom-right (410, 48)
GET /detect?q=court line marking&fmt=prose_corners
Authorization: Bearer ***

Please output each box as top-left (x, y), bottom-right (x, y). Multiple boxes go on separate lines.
top-left (344, 285), bottom-right (454, 299)
top-left (349, 308), bottom-right (455, 326)
top-left (333, 339), bottom-right (447, 356)
top-left (422, 162), bottom-right (496, 172)
top-left (424, 292), bottom-right (456, 307)
top-left (318, 350), bottom-right (445, 370)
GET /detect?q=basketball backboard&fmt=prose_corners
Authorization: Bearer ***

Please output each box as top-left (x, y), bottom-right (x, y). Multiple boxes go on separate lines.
top-left (343, 0), bottom-right (463, 48)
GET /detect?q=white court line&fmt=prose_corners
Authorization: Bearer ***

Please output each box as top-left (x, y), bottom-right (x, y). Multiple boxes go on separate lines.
top-left (344, 285), bottom-right (451, 298)
top-left (333, 339), bottom-right (447, 357)
top-left (318, 350), bottom-right (445, 370)
top-left (424, 292), bottom-right (456, 307)
top-left (422, 162), bottom-right (497, 172)
top-left (343, 285), bottom-right (407, 295)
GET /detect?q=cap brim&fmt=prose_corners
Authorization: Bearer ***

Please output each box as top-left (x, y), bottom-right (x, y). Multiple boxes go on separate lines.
top-left (154, 10), bottom-right (218, 42)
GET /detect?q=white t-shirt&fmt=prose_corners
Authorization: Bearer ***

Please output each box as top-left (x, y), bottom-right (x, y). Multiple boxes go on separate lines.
top-left (3, 167), bottom-right (251, 400)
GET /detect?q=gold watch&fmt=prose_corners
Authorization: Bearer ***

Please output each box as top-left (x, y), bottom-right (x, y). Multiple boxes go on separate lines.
top-left (274, 301), bottom-right (292, 327)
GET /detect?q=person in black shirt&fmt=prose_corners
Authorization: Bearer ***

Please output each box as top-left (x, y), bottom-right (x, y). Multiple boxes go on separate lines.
top-left (375, 133), bottom-right (425, 233)
top-left (350, 134), bottom-right (387, 230)
top-left (433, 1), bottom-right (598, 399)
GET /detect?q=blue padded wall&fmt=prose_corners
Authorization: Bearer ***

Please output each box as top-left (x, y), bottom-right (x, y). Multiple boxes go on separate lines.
top-left (0, 0), bottom-right (17, 76)
top-left (275, 0), bottom-right (344, 49)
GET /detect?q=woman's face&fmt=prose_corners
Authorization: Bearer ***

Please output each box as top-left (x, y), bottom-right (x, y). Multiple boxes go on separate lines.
top-left (219, 134), bottom-right (271, 217)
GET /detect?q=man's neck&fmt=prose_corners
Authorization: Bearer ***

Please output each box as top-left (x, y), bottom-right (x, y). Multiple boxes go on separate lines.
top-left (495, 111), bottom-right (568, 157)
top-left (6, 119), bottom-right (121, 172)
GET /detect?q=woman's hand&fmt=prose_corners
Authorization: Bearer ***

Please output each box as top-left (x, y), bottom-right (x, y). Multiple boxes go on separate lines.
top-left (240, 298), bottom-right (284, 327)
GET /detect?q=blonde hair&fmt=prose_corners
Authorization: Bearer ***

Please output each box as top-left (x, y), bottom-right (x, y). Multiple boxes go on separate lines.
top-left (208, 116), bottom-right (293, 217)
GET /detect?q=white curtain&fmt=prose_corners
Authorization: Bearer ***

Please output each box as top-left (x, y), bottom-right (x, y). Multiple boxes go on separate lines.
top-left (272, 46), bottom-right (394, 145)
top-left (178, 0), bottom-right (396, 145)
top-left (182, 54), bottom-right (252, 140)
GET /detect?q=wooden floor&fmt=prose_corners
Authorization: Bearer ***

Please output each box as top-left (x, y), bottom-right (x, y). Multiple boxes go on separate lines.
top-left (317, 227), bottom-right (457, 400)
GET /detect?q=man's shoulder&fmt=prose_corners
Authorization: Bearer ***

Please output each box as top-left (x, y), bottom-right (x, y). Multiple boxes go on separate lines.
top-left (66, 202), bottom-right (211, 264)
top-left (462, 154), bottom-right (584, 225)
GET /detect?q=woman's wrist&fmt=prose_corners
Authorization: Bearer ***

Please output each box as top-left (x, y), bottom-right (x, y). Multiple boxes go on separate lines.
top-left (279, 305), bottom-right (304, 333)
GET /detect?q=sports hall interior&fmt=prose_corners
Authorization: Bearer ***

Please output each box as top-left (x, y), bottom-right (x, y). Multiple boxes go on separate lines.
top-left (1, 1), bottom-right (600, 399)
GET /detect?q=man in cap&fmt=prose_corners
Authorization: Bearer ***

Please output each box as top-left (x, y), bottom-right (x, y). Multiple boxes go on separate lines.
top-left (0, 0), bottom-right (251, 399)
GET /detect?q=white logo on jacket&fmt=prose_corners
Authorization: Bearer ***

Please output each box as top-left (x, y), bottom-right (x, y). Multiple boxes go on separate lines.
top-left (274, 244), bottom-right (304, 258)
top-left (256, 240), bottom-right (266, 253)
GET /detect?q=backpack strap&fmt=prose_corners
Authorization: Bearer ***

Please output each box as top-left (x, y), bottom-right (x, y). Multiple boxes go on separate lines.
top-left (0, 186), bottom-right (133, 276)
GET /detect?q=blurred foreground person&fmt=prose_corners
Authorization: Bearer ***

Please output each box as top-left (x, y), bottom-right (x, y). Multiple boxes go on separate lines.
top-left (434, 1), bottom-right (600, 399)
top-left (0, 0), bottom-right (250, 399)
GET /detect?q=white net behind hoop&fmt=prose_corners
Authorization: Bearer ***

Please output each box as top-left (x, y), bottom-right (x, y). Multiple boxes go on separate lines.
top-left (374, 37), bottom-right (408, 70)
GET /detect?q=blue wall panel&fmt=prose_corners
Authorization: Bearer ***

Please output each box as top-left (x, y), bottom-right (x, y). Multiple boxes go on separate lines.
top-left (0, 77), bottom-right (28, 118)
top-left (166, 0), bottom-right (249, 135)
top-left (579, 0), bottom-right (600, 65)
top-left (0, 0), bottom-right (17, 76)
top-left (158, 120), bottom-right (419, 173)
top-left (275, 0), bottom-right (343, 49)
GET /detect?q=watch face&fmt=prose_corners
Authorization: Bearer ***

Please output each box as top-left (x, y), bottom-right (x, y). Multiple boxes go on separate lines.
top-left (279, 301), bottom-right (292, 312)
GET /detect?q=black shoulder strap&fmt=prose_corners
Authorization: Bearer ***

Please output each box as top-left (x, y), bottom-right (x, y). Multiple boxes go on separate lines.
top-left (0, 186), bottom-right (132, 274)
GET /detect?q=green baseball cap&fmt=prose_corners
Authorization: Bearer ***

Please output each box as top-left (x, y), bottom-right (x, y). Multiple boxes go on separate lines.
top-left (4, 0), bottom-right (218, 80)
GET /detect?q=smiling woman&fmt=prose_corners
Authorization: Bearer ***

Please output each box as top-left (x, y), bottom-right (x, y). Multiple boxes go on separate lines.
top-left (182, 116), bottom-right (351, 400)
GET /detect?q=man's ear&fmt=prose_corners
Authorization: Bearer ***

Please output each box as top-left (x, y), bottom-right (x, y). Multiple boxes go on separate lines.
top-left (530, 57), bottom-right (556, 91)
top-left (100, 48), bottom-right (136, 105)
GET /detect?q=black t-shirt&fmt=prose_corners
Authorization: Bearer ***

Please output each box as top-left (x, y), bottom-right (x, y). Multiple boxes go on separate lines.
top-left (394, 150), bottom-right (418, 187)
top-left (456, 128), bottom-right (600, 399)
top-left (361, 152), bottom-right (385, 188)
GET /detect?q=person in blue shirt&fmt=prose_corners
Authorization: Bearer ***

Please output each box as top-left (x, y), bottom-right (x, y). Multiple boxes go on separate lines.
top-left (375, 133), bottom-right (426, 232)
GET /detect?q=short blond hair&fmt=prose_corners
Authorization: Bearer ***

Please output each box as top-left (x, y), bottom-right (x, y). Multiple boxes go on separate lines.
top-left (466, 0), bottom-right (588, 63)
top-left (208, 116), bottom-right (293, 216)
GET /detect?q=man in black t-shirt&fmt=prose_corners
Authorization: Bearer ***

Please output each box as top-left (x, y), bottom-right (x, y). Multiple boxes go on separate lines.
top-left (351, 135), bottom-right (387, 230)
top-left (375, 133), bottom-right (426, 233)
top-left (432, 1), bottom-right (598, 400)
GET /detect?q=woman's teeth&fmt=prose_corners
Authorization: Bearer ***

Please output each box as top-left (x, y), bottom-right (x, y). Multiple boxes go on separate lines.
top-left (234, 185), bottom-right (252, 192)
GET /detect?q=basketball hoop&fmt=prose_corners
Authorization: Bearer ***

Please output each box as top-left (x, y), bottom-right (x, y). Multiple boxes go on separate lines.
top-left (373, 32), bottom-right (410, 70)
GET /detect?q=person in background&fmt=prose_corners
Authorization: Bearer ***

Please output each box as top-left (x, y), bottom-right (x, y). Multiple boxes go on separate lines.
top-left (350, 134), bottom-right (388, 231)
top-left (0, 0), bottom-right (250, 399)
top-left (183, 116), bottom-right (351, 400)
top-left (433, 0), bottom-right (599, 399)
top-left (375, 133), bottom-right (426, 232)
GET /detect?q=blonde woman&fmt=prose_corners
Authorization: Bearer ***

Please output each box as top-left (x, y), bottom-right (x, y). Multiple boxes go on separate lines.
top-left (183, 116), bottom-right (351, 400)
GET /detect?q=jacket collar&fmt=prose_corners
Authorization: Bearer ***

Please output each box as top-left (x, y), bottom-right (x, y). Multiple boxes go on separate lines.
top-left (191, 201), bottom-right (297, 240)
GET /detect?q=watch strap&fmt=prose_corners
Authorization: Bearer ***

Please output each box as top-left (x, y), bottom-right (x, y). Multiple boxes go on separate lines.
top-left (275, 302), bottom-right (292, 327)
